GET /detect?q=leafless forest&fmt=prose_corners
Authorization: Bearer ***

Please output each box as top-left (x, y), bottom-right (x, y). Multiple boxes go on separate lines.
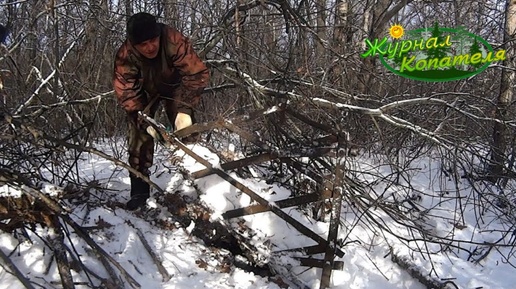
top-left (0, 0), bottom-right (515, 288)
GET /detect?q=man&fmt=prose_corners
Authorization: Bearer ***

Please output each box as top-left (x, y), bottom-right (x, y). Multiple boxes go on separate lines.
top-left (113, 12), bottom-right (209, 210)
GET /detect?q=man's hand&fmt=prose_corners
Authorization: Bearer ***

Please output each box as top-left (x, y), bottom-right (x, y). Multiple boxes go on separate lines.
top-left (146, 126), bottom-right (162, 141)
top-left (175, 112), bottom-right (200, 144)
top-left (175, 112), bottom-right (192, 131)
top-left (136, 112), bottom-right (164, 143)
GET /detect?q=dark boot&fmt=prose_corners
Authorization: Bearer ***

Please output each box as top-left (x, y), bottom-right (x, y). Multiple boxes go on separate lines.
top-left (126, 174), bottom-right (150, 211)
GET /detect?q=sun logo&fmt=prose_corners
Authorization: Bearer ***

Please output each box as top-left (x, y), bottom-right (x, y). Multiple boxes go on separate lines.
top-left (389, 24), bottom-right (404, 39)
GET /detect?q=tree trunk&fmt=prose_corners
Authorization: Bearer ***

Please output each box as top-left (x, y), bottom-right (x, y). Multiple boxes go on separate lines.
top-left (333, 0), bottom-right (352, 50)
top-left (316, 0), bottom-right (327, 58)
top-left (164, 0), bottom-right (178, 28)
top-left (489, 0), bottom-right (516, 182)
top-left (330, 0), bottom-right (352, 86)
top-left (358, 0), bottom-right (414, 94)
top-left (125, 0), bottom-right (132, 20)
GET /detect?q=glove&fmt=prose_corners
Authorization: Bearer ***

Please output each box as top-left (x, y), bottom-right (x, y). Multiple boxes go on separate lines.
top-left (133, 112), bottom-right (163, 142)
top-left (146, 126), bottom-right (162, 141)
top-left (175, 112), bottom-right (200, 144)
top-left (175, 112), bottom-right (192, 131)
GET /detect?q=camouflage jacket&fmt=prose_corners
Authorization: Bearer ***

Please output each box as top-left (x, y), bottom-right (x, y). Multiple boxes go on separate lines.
top-left (113, 24), bottom-right (209, 114)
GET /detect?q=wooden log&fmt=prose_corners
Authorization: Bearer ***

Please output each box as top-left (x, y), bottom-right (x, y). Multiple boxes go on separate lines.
top-left (192, 146), bottom-right (335, 180)
top-left (390, 251), bottom-right (459, 289)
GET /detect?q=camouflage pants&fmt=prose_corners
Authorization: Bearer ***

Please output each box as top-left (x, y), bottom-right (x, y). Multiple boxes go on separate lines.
top-left (127, 96), bottom-right (182, 176)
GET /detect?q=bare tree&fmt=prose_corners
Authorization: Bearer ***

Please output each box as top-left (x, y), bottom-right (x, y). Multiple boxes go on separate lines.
top-left (490, 0), bottom-right (516, 183)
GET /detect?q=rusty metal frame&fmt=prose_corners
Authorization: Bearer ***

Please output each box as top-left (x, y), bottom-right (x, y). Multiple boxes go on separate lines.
top-left (140, 112), bottom-right (345, 289)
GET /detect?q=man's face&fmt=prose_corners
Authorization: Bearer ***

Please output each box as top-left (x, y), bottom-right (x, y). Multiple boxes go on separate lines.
top-left (134, 36), bottom-right (160, 59)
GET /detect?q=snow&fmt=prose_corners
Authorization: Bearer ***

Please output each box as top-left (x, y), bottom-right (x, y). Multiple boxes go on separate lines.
top-left (0, 184), bottom-right (21, 198)
top-left (1, 140), bottom-right (516, 289)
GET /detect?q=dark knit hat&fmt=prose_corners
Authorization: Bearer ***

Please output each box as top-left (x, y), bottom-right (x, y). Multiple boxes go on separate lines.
top-left (127, 12), bottom-right (161, 44)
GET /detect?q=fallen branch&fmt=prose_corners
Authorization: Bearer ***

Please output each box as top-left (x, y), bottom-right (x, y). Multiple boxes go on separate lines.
top-left (0, 247), bottom-right (36, 289)
top-left (390, 250), bottom-right (458, 289)
top-left (135, 227), bottom-right (172, 282)
top-left (142, 112), bottom-right (344, 257)
top-left (83, 247), bottom-right (122, 288)
top-left (48, 223), bottom-right (75, 289)
top-left (0, 168), bottom-right (140, 289)
top-left (62, 215), bottom-right (140, 289)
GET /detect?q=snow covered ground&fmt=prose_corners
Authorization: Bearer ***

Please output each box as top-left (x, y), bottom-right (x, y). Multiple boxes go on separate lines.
top-left (1, 141), bottom-right (516, 289)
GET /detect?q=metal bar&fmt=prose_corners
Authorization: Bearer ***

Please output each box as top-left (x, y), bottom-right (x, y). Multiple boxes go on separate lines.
top-left (222, 120), bottom-right (272, 151)
top-left (273, 245), bottom-right (326, 255)
top-left (281, 157), bottom-right (325, 184)
top-left (298, 258), bottom-right (344, 270)
top-left (139, 113), bottom-right (346, 270)
top-left (192, 147), bottom-right (334, 180)
top-left (146, 123), bottom-right (345, 257)
top-left (192, 153), bottom-right (275, 179)
top-left (223, 191), bottom-right (333, 219)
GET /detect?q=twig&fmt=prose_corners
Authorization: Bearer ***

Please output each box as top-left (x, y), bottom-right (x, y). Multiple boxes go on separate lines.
top-left (13, 28), bottom-right (84, 115)
top-left (0, 169), bottom-right (139, 289)
top-left (365, 253), bottom-right (389, 281)
top-left (48, 223), bottom-right (75, 289)
top-left (84, 247), bottom-right (121, 287)
top-left (2, 116), bottom-right (163, 194)
top-left (128, 260), bottom-right (143, 275)
top-left (63, 215), bottom-right (140, 289)
top-left (64, 245), bottom-right (104, 285)
top-left (62, 223), bottom-right (99, 287)
top-left (0, 247), bottom-right (37, 289)
top-left (135, 227), bottom-right (172, 282)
